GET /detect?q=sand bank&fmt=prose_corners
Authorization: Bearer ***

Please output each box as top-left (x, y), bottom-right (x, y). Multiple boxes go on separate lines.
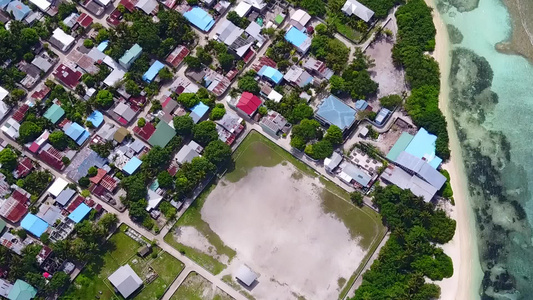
top-left (424, 0), bottom-right (483, 298)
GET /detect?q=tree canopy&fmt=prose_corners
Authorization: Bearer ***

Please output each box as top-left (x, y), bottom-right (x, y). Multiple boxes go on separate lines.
top-left (18, 121), bottom-right (43, 143)
top-left (193, 121), bottom-right (219, 146)
top-left (238, 72), bottom-right (260, 94)
top-left (324, 125), bottom-right (343, 145)
top-left (204, 140), bottom-right (232, 165)
top-left (49, 131), bottom-right (69, 151)
top-left (290, 119), bottom-right (321, 150)
top-left (95, 90), bottom-right (114, 109)
top-left (173, 115), bottom-right (195, 136)
top-left (0, 148), bottom-right (17, 171)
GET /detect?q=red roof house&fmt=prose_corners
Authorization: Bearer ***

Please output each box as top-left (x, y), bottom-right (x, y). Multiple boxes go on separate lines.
top-left (165, 46), bottom-right (190, 68)
top-left (12, 104), bottom-right (29, 123)
top-left (13, 157), bottom-right (34, 179)
top-left (77, 13), bottom-right (93, 28)
top-left (100, 175), bottom-right (118, 192)
top-left (0, 188), bottom-right (31, 223)
top-left (30, 85), bottom-right (51, 101)
top-left (66, 196), bottom-right (84, 213)
top-left (89, 168), bottom-right (107, 184)
top-left (53, 64), bottom-right (82, 90)
top-left (38, 144), bottom-right (64, 170)
top-left (133, 122), bottom-right (156, 141)
top-left (237, 92), bottom-right (262, 116)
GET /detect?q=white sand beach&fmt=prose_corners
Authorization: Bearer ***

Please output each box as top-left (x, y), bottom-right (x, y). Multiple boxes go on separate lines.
top-left (424, 0), bottom-right (483, 298)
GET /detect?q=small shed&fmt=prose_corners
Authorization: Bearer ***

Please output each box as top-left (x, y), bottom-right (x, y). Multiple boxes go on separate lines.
top-left (137, 245), bottom-right (151, 257)
top-left (235, 265), bottom-right (257, 287)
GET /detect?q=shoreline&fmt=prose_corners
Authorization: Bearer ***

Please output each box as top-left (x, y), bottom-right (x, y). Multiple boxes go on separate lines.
top-left (423, 0), bottom-right (483, 299)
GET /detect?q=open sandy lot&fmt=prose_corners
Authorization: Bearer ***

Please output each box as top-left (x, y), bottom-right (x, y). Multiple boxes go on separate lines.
top-left (201, 164), bottom-right (368, 300)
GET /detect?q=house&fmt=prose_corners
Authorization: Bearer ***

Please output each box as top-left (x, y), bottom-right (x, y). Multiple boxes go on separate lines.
top-left (0, 87), bottom-right (7, 103)
top-left (113, 102), bottom-right (137, 125)
top-left (37, 204), bottom-right (62, 225)
top-left (17, 62), bottom-right (40, 88)
top-left (165, 46), bottom-right (189, 68)
top-left (386, 128), bottom-right (442, 169)
top-left (55, 188), bottom-right (75, 206)
top-left (67, 203), bottom-right (91, 223)
top-left (341, 0), bottom-right (374, 22)
top-left (243, 0), bottom-right (266, 12)
top-left (0, 100), bottom-right (10, 122)
top-left (161, 97), bottom-right (178, 114)
top-left (355, 99), bottom-right (368, 110)
top-left (0, 279), bottom-right (13, 298)
top-left (381, 165), bottom-right (440, 202)
top-left (13, 157), bottom-right (33, 179)
top-left (43, 104), bottom-right (65, 124)
top-left (64, 122), bottom-right (90, 145)
top-left (94, 0), bottom-right (111, 7)
top-left (324, 152), bottom-right (343, 172)
top-left (6, 280), bottom-right (37, 300)
top-left (0, 174), bottom-right (10, 198)
top-left (283, 66), bottom-right (313, 88)
top-left (30, 84), bottom-right (51, 102)
top-left (374, 107), bottom-right (390, 125)
top-left (290, 9), bottom-right (311, 30)
top-left (53, 64), bottom-right (82, 89)
top-left (87, 110), bottom-right (104, 127)
top-left (135, 0), bottom-right (157, 14)
top-left (257, 66), bottom-right (283, 85)
top-left (137, 245), bottom-right (150, 257)
top-left (31, 53), bottom-right (55, 73)
top-left (133, 122), bottom-right (156, 141)
top-left (232, 92), bottom-right (262, 116)
top-left (108, 265), bottom-right (143, 298)
top-left (21, 214), bottom-right (48, 237)
top-left (215, 20), bottom-right (260, 58)
top-left (146, 189), bottom-right (163, 211)
top-left (338, 162), bottom-right (373, 189)
top-left (48, 178), bottom-right (68, 197)
top-left (83, 0), bottom-right (104, 16)
top-left (285, 26), bottom-right (311, 54)
top-left (49, 28), bottom-right (75, 52)
top-left (183, 7), bottom-right (215, 32)
top-left (190, 102), bottom-right (209, 124)
top-left (148, 121), bottom-right (175, 147)
top-left (259, 110), bottom-right (287, 137)
top-left (175, 143), bottom-right (200, 165)
top-left (0, 189), bottom-right (30, 223)
top-left (29, 0), bottom-right (51, 12)
top-left (64, 148), bottom-right (107, 181)
top-left (1, 118), bottom-right (20, 140)
top-left (315, 95), bottom-right (356, 132)
top-left (216, 112), bottom-right (243, 136)
top-left (119, 44), bottom-right (142, 69)
top-left (76, 12), bottom-right (93, 29)
top-left (234, 1), bottom-right (251, 17)
top-left (63, 12), bottom-right (79, 28)
top-left (235, 265), bottom-right (258, 287)
top-left (122, 156), bottom-right (142, 175)
top-left (203, 69), bottom-right (232, 96)
top-left (37, 144), bottom-right (64, 170)
top-left (142, 60), bottom-right (164, 83)
top-left (302, 57), bottom-right (334, 79)
top-left (394, 151), bottom-right (446, 188)
top-left (6, 1), bottom-right (30, 21)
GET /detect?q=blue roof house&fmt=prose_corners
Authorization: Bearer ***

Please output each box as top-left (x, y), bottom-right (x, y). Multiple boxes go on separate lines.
top-left (315, 95), bottom-right (356, 132)
top-left (183, 7), bottom-right (215, 32)
top-left (68, 203), bottom-right (91, 223)
top-left (285, 26), bottom-right (311, 53)
top-left (87, 110), bottom-right (104, 128)
top-left (64, 122), bottom-right (90, 145)
top-left (6, 1), bottom-right (30, 21)
top-left (0, 0), bottom-right (12, 10)
top-left (258, 66), bottom-right (283, 85)
top-left (404, 128), bottom-right (442, 168)
top-left (355, 100), bottom-right (368, 110)
top-left (21, 214), bottom-right (48, 237)
top-left (119, 44), bottom-right (142, 69)
top-left (7, 280), bottom-right (37, 300)
top-left (142, 61), bottom-right (165, 83)
top-left (190, 102), bottom-right (209, 124)
top-left (123, 156), bottom-right (142, 175)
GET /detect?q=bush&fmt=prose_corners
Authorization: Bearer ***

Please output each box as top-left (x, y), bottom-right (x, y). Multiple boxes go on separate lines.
top-left (83, 39), bottom-right (94, 48)
top-left (137, 118), bottom-right (146, 127)
top-left (379, 94), bottom-right (403, 110)
top-left (78, 177), bottom-right (90, 188)
top-left (350, 191), bottom-right (364, 206)
top-left (87, 166), bottom-right (98, 177)
top-left (209, 104), bottom-right (226, 120)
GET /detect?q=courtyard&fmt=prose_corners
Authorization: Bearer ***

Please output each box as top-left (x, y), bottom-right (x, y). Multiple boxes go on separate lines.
top-left (166, 131), bottom-right (386, 299)
top-left (64, 225), bottom-right (185, 300)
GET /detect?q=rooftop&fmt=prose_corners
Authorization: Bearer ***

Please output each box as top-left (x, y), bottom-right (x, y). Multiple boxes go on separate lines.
top-left (43, 104), bottom-right (65, 124)
top-left (148, 121), bottom-right (175, 148)
top-left (68, 203), bottom-right (91, 223)
top-left (48, 178), bottom-right (68, 197)
top-left (235, 265), bottom-right (257, 287)
top-left (315, 95), bottom-right (356, 131)
top-left (142, 60), bottom-right (164, 83)
top-left (6, 1), bottom-right (30, 21)
top-left (183, 7), bottom-right (215, 32)
top-left (108, 264), bottom-right (143, 298)
top-left (64, 122), bottom-right (90, 145)
top-left (87, 110), bottom-right (104, 127)
top-left (175, 144), bottom-right (200, 164)
top-left (258, 66), bottom-right (283, 85)
top-left (190, 102), bottom-right (209, 124)
top-left (123, 156), bottom-right (142, 175)
top-left (341, 0), bottom-right (374, 22)
top-left (404, 128), bottom-right (442, 168)
top-left (237, 92), bottom-right (262, 116)
top-left (7, 280), bottom-right (36, 300)
top-left (20, 214), bottom-right (48, 237)
top-left (119, 44), bottom-right (142, 67)
top-left (285, 26), bottom-right (311, 53)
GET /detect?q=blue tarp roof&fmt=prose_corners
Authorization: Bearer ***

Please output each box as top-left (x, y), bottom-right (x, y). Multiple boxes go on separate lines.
top-left (316, 95), bottom-right (356, 131)
top-left (142, 60), bottom-right (165, 83)
top-left (21, 214), bottom-right (48, 237)
top-left (258, 66), bottom-right (283, 84)
top-left (123, 156), bottom-right (142, 175)
top-left (68, 203), bottom-right (91, 223)
top-left (64, 122), bottom-right (90, 145)
top-left (190, 102), bottom-right (209, 123)
top-left (7, 0), bottom-right (30, 21)
top-left (87, 110), bottom-right (104, 127)
top-left (183, 7), bottom-right (215, 32)
top-left (404, 128), bottom-right (442, 168)
top-left (285, 26), bottom-right (309, 48)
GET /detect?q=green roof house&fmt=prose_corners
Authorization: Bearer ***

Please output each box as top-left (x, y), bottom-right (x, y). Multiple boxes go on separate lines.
top-left (274, 14), bottom-right (285, 25)
top-left (119, 44), bottom-right (143, 69)
top-left (7, 280), bottom-right (37, 300)
top-left (0, 218), bottom-right (6, 233)
top-left (148, 121), bottom-right (175, 148)
top-left (43, 104), bottom-right (65, 124)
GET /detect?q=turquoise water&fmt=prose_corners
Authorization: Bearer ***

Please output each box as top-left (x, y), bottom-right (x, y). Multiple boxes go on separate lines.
top-left (437, 0), bottom-right (533, 297)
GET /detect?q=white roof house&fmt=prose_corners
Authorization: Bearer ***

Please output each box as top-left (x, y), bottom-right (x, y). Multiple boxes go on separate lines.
top-left (175, 144), bottom-right (200, 165)
top-left (0, 100), bottom-right (11, 122)
top-left (0, 87), bottom-right (8, 102)
top-left (135, 0), bottom-right (158, 14)
top-left (243, 0), bottom-right (266, 11)
top-left (341, 0), bottom-right (374, 22)
top-left (290, 9), bottom-right (311, 30)
top-left (108, 265), bottom-right (143, 298)
top-left (50, 28), bottom-right (75, 52)
top-left (48, 178), bottom-right (68, 197)
top-left (29, 0), bottom-right (51, 11)
top-left (324, 152), bottom-right (343, 172)
top-left (234, 1), bottom-right (251, 17)
top-left (1, 118), bottom-right (20, 140)
top-left (235, 265), bottom-right (258, 287)
top-left (146, 189), bottom-right (163, 211)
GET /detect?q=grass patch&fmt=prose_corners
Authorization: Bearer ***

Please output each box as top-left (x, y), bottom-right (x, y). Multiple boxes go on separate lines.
top-left (64, 228), bottom-right (184, 300)
top-left (326, 14), bottom-right (363, 42)
top-left (164, 182), bottom-right (234, 275)
top-left (171, 272), bottom-right (233, 300)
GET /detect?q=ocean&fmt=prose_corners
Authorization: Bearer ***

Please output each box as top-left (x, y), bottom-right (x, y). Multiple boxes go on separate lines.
top-left (436, 0), bottom-right (533, 298)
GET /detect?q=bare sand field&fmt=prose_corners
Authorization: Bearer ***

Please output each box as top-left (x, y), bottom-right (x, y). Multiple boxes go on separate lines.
top-left (201, 164), bottom-right (369, 300)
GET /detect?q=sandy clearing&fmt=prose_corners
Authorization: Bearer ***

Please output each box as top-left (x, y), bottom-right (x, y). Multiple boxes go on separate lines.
top-left (173, 226), bottom-right (229, 265)
top-left (201, 164), bottom-right (366, 300)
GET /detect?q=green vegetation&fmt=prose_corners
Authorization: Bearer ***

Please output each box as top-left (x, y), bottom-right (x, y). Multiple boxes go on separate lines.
top-left (17, 171), bottom-right (52, 197)
top-left (238, 71), bottom-right (260, 94)
top-left (209, 103), bottom-right (226, 120)
top-left (0, 148), bottom-right (17, 172)
top-left (379, 94), bottom-right (403, 110)
top-left (352, 186), bottom-right (456, 299)
top-left (265, 91), bottom-right (314, 124)
top-left (311, 24), bottom-right (350, 72)
top-left (330, 48), bottom-right (378, 99)
top-left (173, 114), bottom-right (195, 136)
top-left (193, 121), bottom-right (219, 146)
top-left (171, 272), bottom-right (233, 300)
top-left (290, 119), bottom-right (322, 151)
top-left (392, 0), bottom-right (450, 159)
top-left (227, 11), bottom-right (251, 28)
top-left (439, 169), bottom-right (454, 202)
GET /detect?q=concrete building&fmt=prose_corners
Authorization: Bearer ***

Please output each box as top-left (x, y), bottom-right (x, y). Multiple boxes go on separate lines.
top-left (108, 265), bottom-right (143, 298)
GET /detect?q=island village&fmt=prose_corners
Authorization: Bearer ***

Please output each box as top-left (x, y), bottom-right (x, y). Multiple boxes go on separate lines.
top-left (0, 0), bottom-right (454, 298)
